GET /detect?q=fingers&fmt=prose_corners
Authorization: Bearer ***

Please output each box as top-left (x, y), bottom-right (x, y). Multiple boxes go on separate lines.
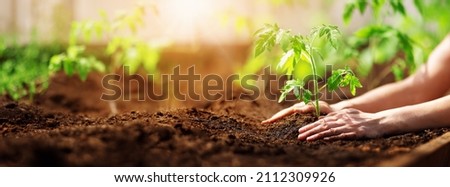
top-left (261, 101), bottom-right (334, 124)
top-left (305, 126), bottom-right (348, 141)
top-left (261, 103), bottom-right (310, 124)
top-left (298, 119), bottom-right (340, 140)
top-left (298, 116), bottom-right (338, 133)
top-left (261, 107), bottom-right (296, 124)
top-left (323, 132), bottom-right (358, 141)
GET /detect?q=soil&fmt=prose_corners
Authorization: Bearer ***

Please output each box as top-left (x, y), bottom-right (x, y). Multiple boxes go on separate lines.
top-left (0, 73), bottom-right (449, 166)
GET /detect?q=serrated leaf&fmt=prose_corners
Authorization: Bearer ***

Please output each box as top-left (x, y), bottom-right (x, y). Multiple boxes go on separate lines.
top-left (327, 70), bottom-right (343, 91)
top-left (254, 24), bottom-right (279, 57)
top-left (349, 75), bottom-right (362, 96)
top-left (277, 49), bottom-right (295, 74)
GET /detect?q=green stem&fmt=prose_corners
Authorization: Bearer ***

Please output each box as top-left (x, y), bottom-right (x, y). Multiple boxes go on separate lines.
top-left (309, 36), bottom-right (320, 117)
top-left (310, 54), bottom-right (320, 117)
top-left (319, 84), bottom-right (327, 92)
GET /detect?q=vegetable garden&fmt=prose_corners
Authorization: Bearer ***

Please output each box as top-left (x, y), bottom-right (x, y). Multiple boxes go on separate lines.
top-left (1, 0), bottom-right (449, 166)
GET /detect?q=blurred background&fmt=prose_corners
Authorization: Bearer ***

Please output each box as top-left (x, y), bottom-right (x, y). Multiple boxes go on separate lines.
top-left (0, 0), bottom-right (448, 115)
top-left (1, 0), bottom-right (373, 44)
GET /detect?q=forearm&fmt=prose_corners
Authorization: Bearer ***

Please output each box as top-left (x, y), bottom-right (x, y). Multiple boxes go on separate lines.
top-left (332, 80), bottom-right (418, 112)
top-left (333, 34), bottom-right (450, 113)
top-left (376, 95), bottom-right (450, 136)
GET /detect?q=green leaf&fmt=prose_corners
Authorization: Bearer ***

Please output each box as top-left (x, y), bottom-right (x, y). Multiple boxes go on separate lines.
top-left (254, 24), bottom-right (279, 57)
top-left (413, 0), bottom-right (424, 15)
top-left (343, 3), bottom-right (355, 24)
top-left (276, 30), bottom-right (292, 52)
top-left (302, 89), bottom-right (312, 104)
top-left (49, 54), bottom-right (64, 73)
top-left (63, 59), bottom-right (74, 76)
top-left (254, 43), bottom-right (265, 58)
top-left (396, 32), bottom-right (416, 70)
top-left (311, 25), bottom-right (341, 50)
top-left (278, 91), bottom-right (288, 103)
top-left (327, 67), bottom-right (361, 95)
top-left (293, 86), bottom-right (301, 100)
top-left (348, 75), bottom-right (362, 96)
top-left (390, 0), bottom-right (406, 16)
top-left (277, 49), bottom-right (295, 75)
top-left (77, 58), bottom-right (89, 81)
top-left (278, 79), bottom-right (303, 103)
top-left (291, 35), bottom-right (306, 53)
top-left (327, 70), bottom-right (343, 91)
top-left (391, 62), bottom-right (404, 81)
top-left (356, 0), bottom-right (367, 14)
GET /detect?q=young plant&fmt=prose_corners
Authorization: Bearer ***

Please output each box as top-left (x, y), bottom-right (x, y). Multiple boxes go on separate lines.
top-left (50, 4), bottom-right (160, 114)
top-left (255, 24), bottom-right (362, 117)
top-left (49, 46), bottom-right (105, 81)
top-left (342, 0), bottom-right (424, 88)
top-left (0, 37), bottom-right (62, 100)
top-left (50, 4), bottom-right (160, 79)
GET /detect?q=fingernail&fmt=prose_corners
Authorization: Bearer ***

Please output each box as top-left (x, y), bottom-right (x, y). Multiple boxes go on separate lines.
top-left (297, 134), bottom-right (306, 140)
top-left (298, 127), bottom-right (305, 133)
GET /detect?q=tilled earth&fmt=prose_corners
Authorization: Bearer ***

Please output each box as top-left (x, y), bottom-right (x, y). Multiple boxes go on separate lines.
top-left (1, 98), bottom-right (448, 166)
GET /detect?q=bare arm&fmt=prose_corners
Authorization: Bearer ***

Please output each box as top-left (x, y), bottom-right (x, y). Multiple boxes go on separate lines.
top-left (299, 94), bottom-right (450, 141)
top-left (262, 34), bottom-right (450, 125)
top-left (334, 34), bottom-right (450, 112)
top-left (377, 95), bottom-right (450, 135)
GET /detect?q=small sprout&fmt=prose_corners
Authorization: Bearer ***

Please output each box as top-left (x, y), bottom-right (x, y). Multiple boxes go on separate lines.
top-left (255, 24), bottom-right (361, 117)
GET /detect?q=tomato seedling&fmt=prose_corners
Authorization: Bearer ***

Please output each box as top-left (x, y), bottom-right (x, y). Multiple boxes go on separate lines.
top-left (50, 4), bottom-right (160, 80)
top-left (342, 0), bottom-right (424, 88)
top-left (255, 24), bottom-right (362, 117)
top-left (0, 38), bottom-right (62, 100)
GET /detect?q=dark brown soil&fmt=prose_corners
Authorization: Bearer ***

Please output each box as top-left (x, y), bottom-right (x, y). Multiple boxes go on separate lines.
top-left (1, 70), bottom-right (448, 166)
top-left (1, 97), bottom-right (448, 167)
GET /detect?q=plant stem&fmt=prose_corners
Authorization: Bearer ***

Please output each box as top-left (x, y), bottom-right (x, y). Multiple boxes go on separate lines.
top-left (309, 54), bottom-right (320, 117)
top-left (308, 36), bottom-right (320, 117)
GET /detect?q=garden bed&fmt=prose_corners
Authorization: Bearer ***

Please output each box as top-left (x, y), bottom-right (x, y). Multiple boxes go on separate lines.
top-left (1, 91), bottom-right (449, 166)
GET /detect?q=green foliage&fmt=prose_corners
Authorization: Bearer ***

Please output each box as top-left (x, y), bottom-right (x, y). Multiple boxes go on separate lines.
top-left (49, 46), bottom-right (105, 81)
top-left (255, 24), bottom-right (361, 116)
top-left (343, 0), bottom-right (410, 24)
top-left (400, 0), bottom-right (450, 55)
top-left (327, 67), bottom-right (362, 96)
top-left (0, 38), bottom-right (62, 100)
top-left (341, 0), bottom-right (425, 87)
top-left (53, 4), bottom-right (160, 79)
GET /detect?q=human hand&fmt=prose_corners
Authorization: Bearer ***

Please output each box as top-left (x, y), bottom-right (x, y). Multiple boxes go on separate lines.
top-left (261, 101), bottom-right (335, 124)
top-left (298, 108), bottom-right (383, 141)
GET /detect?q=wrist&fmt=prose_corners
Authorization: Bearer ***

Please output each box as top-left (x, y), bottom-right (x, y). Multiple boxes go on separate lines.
top-left (331, 100), bottom-right (354, 111)
top-left (375, 109), bottom-right (405, 136)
